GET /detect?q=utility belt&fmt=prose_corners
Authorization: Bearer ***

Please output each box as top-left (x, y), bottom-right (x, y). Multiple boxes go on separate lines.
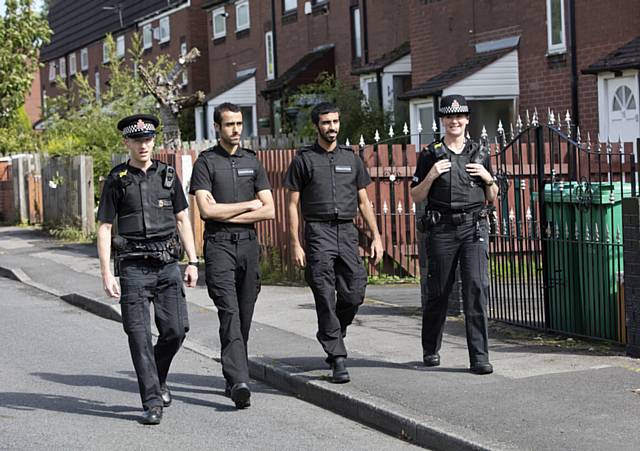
top-left (306, 218), bottom-right (354, 225)
top-left (418, 206), bottom-right (493, 232)
top-left (112, 234), bottom-right (181, 275)
top-left (205, 230), bottom-right (256, 243)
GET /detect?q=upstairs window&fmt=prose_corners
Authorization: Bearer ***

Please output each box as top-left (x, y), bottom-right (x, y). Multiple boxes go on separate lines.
top-left (236, 0), bottom-right (250, 32)
top-left (180, 41), bottom-right (188, 86)
top-left (116, 35), bottom-right (125, 58)
top-left (69, 53), bottom-right (77, 76)
top-left (80, 48), bottom-right (88, 71)
top-left (546, 0), bottom-right (566, 54)
top-left (103, 40), bottom-right (110, 63)
top-left (159, 16), bottom-right (170, 43)
top-left (351, 6), bottom-right (362, 59)
top-left (95, 71), bottom-right (101, 100)
top-left (59, 57), bottom-right (66, 79)
top-left (143, 24), bottom-right (152, 49)
top-left (283, 0), bottom-right (297, 13)
top-left (265, 31), bottom-right (275, 80)
top-left (213, 7), bottom-right (227, 38)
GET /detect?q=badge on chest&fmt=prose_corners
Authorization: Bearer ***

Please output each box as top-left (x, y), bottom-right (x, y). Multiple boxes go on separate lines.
top-left (335, 165), bottom-right (352, 174)
top-left (237, 168), bottom-right (255, 177)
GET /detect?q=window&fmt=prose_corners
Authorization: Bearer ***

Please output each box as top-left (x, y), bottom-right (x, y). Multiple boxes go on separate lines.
top-left (212, 7), bottom-right (227, 38)
top-left (69, 53), bottom-right (77, 76)
top-left (546, 0), bottom-right (566, 54)
top-left (59, 57), bottom-right (66, 78)
top-left (612, 86), bottom-right (637, 112)
top-left (143, 24), bottom-right (152, 49)
top-left (417, 103), bottom-right (435, 145)
top-left (236, 0), bottom-right (250, 31)
top-left (42, 90), bottom-right (46, 111)
top-left (159, 16), bottom-right (170, 43)
top-left (116, 35), bottom-right (125, 58)
top-left (48, 62), bottom-right (56, 82)
top-left (80, 48), bottom-right (88, 71)
top-left (180, 41), bottom-right (188, 86)
top-left (283, 0), bottom-right (296, 12)
top-left (95, 71), bottom-right (101, 100)
top-left (265, 31), bottom-right (275, 80)
top-left (240, 106), bottom-right (254, 139)
top-left (351, 6), bottom-right (362, 59)
top-left (361, 76), bottom-right (379, 107)
top-left (103, 40), bottom-right (110, 63)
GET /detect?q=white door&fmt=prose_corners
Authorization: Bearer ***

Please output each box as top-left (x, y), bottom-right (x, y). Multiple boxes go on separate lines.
top-left (607, 77), bottom-right (639, 142)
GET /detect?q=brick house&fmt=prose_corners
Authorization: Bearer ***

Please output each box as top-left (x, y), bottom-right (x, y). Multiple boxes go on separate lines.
top-left (401, 0), bottom-right (640, 147)
top-left (196, 0), bottom-right (409, 140)
top-left (40, 0), bottom-right (210, 122)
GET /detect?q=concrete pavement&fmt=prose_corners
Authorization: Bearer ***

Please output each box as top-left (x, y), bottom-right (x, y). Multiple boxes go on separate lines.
top-left (1, 226), bottom-right (639, 450)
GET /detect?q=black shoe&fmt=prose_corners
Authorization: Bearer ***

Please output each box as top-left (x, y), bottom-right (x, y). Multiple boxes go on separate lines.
top-left (224, 381), bottom-right (232, 398)
top-left (140, 406), bottom-right (162, 425)
top-left (330, 357), bottom-right (350, 384)
top-left (470, 362), bottom-right (493, 375)
top-left (160, 383), bottom-right (172, 407)
top-left (423, 354), bottom-right (441, 367)
top-left (230, 382), bottom-right (251, 409)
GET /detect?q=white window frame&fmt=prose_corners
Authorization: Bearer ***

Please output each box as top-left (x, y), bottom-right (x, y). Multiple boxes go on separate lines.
top-left (409, 99), bottom-right (436, 148)
top-left (103, 41), bottom-right (110, 63)
top-left (143, 24), bottom-right (153, 49)
top-left (80, 48), bottom-right (88, 71)
top-left (69, 53), bottom-right (77, 76)
top-left (360, 75), bottom-right (378, 104)
top-left (59, 57), bottom-right (66, 79)
top-left (95, 71), bottom-right (101, 100)
top-left (235, 0), bottom-right (250, 32)
top-left (265, 31), bottom-right (275, 80)
top-left (352, 6), bottom-right (362, 59)
top-left (212, 7), bottom-right (227, 39)
top-left (48, 62), bottom-right (56, 81)
top-left (159, 16), bottom-right (170, 43)
top-left (546, 0), bottom-right (566, 54)
top-left (116, 35), bottom-right (125, 58)
top-left (283, 0), bottom-right (297, 12)
top-left (180, 41), bottom-right (188, 86)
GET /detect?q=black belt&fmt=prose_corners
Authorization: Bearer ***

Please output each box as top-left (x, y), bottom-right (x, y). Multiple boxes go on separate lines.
top-left (427, 207), bottom-right (486, 225)
top-left (206, 230), bottom-right (256, 242)
top-left (306, 219), bottom-right (353, 225)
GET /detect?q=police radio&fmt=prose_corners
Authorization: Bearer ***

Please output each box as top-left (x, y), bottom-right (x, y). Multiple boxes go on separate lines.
top-left (164, 166), bottom-right (175, 189)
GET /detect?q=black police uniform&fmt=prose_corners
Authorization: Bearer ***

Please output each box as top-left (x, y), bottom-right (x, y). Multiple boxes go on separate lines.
top-left (98, 159), bottom-right (190, 411)
top-left (284, 142), bottom-right (370, 362)
top-left (411, 138), bottom-right (493, 366)
top-left (189, 145), bottom-right (271, 387)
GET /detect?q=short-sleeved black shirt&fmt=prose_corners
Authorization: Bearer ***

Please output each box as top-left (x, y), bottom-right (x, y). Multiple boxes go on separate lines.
top-left (97, 160), bottom-right (188, 226)
top-left (189, 145), bottom-right (271, 233)
top-left (411, 140), bottom-right (493, 210)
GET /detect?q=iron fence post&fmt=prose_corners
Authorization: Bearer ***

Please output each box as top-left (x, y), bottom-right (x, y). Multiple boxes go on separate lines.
top-left (535, 124), bottom-right (550, 329)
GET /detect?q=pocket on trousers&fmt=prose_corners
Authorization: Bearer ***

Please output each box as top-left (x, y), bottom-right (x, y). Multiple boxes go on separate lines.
top-left (426, 258), bottom-right (442, 299)
top-left (120, 290), bottom-right (145, 334)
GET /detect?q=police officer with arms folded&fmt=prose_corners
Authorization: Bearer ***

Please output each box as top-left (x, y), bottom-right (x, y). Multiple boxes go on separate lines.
top-left (284, 102), bottom-right (383, 383)
top-left (411, 95), bottom-right (498, 375)
top-left (97, 114), bottom-right (199, 425)
top-left (189, 102), bottom-right (274, 409)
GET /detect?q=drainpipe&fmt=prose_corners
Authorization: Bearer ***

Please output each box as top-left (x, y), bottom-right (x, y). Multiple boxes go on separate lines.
top-left (568, 0), bottom-right (579, 129)
top-left (270, 0), bottom-right (279, 135)
top-left (362, 0), bottom-right (369, 64)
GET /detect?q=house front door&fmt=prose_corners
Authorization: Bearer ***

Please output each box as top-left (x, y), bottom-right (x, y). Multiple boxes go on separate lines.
top-left (607, 76), bottom-right (639, 142)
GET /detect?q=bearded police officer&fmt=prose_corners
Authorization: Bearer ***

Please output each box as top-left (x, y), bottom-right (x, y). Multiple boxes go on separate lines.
top-left (284, 102), bottom-right (383, 383)
top-left (410, 95), bottom-right (498, 375)
top-left (190, 102), bottom-right (274, 409)
top-left (97, 114), bottom-right (199, 424)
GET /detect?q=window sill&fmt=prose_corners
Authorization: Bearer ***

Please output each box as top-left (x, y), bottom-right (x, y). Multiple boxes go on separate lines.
top-left (282, 11), bottom-right (297, 24)
top-left (235, 28), bottom-right (250, 39)
top-left (213, 36), bottom-right (226, 45)
top-left (546, 48), bottom-right (567, 57)
top-left (312, 1), bottom-right (330, 15)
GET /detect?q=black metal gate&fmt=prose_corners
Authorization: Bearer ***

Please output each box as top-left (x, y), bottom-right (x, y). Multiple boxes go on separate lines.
top-left (486, 111), bottom-right (637, 342)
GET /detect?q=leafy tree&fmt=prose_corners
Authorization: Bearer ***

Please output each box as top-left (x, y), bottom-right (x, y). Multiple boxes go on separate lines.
top-left (286, 73), bottom-right (389, 145)
top-left (0, 0), bottom-right (51, 126)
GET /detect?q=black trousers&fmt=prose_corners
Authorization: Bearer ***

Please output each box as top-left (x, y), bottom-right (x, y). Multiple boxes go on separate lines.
top-left (304, 221), bottom-right (367, 362)
top-left (204, 234), bottom-right (260, 386)
top-left (422, 217), bottom-right (490, 365)
top-left (119, 260), bottom-right (189, 410)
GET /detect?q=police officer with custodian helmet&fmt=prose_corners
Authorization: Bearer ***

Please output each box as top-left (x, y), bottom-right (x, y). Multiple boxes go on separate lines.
top-left (97, 114), bottom-right (199, 424)
top-left (410, 95), bottom-right (498, 375)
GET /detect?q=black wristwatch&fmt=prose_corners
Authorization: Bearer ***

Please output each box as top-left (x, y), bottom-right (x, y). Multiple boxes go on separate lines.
top-left (188, 261), bottom-right (200, 268)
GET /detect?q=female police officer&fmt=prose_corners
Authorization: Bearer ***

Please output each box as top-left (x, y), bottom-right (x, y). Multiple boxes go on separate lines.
top-left (97, 114), bottom-right (199, 424)
top-left (410, 95), bottom-right (498, 375)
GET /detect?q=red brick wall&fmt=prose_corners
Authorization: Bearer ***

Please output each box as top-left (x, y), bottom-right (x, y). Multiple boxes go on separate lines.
top-left (408, 0), bottom-right (640, 135)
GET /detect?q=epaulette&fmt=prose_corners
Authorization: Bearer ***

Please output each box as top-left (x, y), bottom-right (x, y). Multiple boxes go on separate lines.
top-left (297, 145), bottom-right (314, 155)
top-left (108, 162), bottom-right (128, 180)
top-left (242, 147), bottom-right (256, 155)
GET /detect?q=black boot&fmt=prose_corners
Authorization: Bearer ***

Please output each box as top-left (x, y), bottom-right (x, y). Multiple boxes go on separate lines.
top-left (140, 406), bottom-right (163, 425)
top-left (423, 353), bottom-right (441, 367)
top-left (160, 383), bottom-right (172, 407)
top-left (330, 357), bottom-right (350, 384)
top-left (230, 382), bottom-right (251, 409)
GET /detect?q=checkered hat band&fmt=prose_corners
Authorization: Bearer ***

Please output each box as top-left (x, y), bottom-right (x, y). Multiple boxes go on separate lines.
top-left (440, 105), bottom-right (469, 115)
top-left (122, 122), bottom-right (156, 135)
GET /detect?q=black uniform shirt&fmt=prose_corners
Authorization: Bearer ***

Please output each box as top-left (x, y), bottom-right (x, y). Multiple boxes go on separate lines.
top-left (189, 145), bottom-right (271, 233)
top-left (411, 140), bottom-right (493, 210)
top-left (283, 142), bottom-right (371, 221)
top-left (97, 160), bottom-right (188, 236)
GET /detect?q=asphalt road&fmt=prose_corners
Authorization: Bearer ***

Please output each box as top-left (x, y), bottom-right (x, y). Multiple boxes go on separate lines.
top-left (0, 278), bottom-right (420, 451)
